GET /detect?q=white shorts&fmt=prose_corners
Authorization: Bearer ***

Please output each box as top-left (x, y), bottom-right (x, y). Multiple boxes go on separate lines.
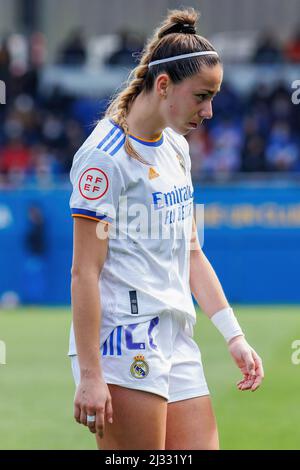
top-left (71, 311), bottom-right (209, 402)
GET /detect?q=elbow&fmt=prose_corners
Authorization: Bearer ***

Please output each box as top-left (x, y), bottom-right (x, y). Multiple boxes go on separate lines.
top-left (190, 245), bottom-right (202, 262)
top-left (71, 265), bottom-right (81, 281)
top-left (71, 264), bottom-right (100, 283)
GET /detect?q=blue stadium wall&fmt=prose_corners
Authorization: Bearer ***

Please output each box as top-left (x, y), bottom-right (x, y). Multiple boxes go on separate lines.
top-left (0, 184), bottom-right (300, 305)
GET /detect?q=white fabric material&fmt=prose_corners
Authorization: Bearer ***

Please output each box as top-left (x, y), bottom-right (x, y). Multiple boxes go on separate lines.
top-left (211, 307), bottom-right (244, 343)
top-left (148, 51), bottom-right (218, 67)
top-left (68, 118), bottom-right (196, 356)
top-left (71, 312), bottom-right (209, 402)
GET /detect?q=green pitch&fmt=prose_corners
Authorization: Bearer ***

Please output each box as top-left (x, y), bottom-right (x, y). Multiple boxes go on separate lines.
top-left (0, 306), bottom-right (299, 450)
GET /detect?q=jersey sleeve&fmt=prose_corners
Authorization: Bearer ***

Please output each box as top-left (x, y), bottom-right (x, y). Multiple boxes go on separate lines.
top-left (69, 148), bottom-right (124, 224)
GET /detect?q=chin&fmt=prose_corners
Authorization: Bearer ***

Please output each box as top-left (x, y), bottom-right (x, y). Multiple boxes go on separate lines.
top-left (168, 124), bottom-right (186, 136)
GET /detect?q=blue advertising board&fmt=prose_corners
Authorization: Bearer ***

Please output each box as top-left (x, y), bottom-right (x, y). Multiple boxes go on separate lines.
top-left (0, 184), bottom-right (299, 304)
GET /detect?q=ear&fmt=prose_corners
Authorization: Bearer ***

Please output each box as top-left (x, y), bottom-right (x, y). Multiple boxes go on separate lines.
top-left (155, 73), bottom-right (170, 98)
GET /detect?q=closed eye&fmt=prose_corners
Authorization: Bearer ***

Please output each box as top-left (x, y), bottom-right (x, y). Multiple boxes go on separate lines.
top-left (195, 93), bottom-right (216, 103)
top-left (195, 90), bottom-right (220, 102)
top-left (195, 94), bottom-right (209, 102)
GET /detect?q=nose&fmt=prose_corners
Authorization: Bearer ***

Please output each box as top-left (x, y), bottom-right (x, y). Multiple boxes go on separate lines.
top-left (199, 100), bottom-right (213, 120)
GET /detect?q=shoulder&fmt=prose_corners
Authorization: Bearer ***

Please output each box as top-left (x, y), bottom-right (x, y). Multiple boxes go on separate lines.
top-left (94, 118), bottom-right (126, 158)
top-left (70, 118), bottom-right (127, 181)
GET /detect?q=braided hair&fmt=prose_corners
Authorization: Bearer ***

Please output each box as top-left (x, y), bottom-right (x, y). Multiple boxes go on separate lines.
top-left (105, 8), bottom-right (220, 164)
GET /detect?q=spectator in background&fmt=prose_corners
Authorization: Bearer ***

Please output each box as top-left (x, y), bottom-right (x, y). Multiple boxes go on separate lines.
top-left (105, 30), bottom-right (144, 67)
top-left (209, 81), bottom-right (242, 120)
top-left (0, 36), bottom-right (11, 79)
top-left (208, 118), bottom-right (243, 175)
top-left (0, 136), bottom-right (32, 182)
top-left (284, 26), bottom-right (300, 63)
top-left (266, 121), bottom-right (299, 171)
top-left (1, 29), bottom-right (300, 184)
top-left (41, 113), bottom-right (67, 149)
top-left (25, 205), bottom-right (46, 255)
top-left (0, 36), bottom-right (12, 103)
top-left (30, 32), bottom-right (46, 68)
top-left (252, 33), bottom-right (282, 63)
top-left (30, 143), bottom-right (63, 184)
top-left (57, 29), bottom-right (87, 65)
top-left (186, 126), bottom-right (213, 179)
top-left (241, 115), bottom-right (267, 172)
top-left (241, 135), bottom-right (266, 172)
top-left (245, 85), bottom-right (273, 141)
top-left (270, 83), bottom-right (293, 124)
top-left (23, 205), bottom-right (47, 304)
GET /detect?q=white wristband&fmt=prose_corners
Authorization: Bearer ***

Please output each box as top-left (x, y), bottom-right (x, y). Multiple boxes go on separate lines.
top-left (211, 307), bottom-right (244, 343)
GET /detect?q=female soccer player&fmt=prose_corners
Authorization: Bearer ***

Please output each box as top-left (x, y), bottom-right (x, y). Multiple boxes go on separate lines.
top-left (69, 8), bottom-right (264, 450)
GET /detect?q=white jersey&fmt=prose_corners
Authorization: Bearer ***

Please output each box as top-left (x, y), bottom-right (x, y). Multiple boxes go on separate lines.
top-left (68, 117), bottom-right (196, 355)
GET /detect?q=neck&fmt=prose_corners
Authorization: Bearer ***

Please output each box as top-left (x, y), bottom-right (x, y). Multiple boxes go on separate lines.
top-left (126, 91), bottom-right (165, 141)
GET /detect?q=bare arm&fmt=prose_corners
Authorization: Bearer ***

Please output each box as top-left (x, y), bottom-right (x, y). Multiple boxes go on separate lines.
top-left (71, 217), bottom-right (112, 435)
top-left (71, 217), bottom-right (108, 377)
top-left (190, 219), bottom-right (229, 318)
top-left (189, 218), bottom-right (264, 391)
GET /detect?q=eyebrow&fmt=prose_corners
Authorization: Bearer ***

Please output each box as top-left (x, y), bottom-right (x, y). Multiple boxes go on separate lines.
top-left (195, 89), bottom-right (221, 96)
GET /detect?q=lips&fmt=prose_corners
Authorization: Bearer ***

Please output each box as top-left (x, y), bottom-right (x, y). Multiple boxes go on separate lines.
top-left (188, 122), bottom-right (198, 129)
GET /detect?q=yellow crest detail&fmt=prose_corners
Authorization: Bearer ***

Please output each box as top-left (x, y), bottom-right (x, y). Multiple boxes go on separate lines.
top-left (176, 154), bottom-right (186, 174)
top-left (134, 354), bottom-right (145, 361)
top-left (130, 355), bottom-right (149, 379)
top-left (148, 167), bottom-right (160, 179)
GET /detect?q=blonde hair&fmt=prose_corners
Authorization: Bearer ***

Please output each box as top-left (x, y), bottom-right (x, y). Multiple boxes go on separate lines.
top-left (105, 8), bottom-right (220, 164)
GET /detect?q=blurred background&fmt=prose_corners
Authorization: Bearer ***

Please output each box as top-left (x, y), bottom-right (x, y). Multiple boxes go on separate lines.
top-left (0, 0), bottom-right (300, 450)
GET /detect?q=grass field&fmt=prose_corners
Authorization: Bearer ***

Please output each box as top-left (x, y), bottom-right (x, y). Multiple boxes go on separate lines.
top-left (0, 306), bottom-right (299, 450)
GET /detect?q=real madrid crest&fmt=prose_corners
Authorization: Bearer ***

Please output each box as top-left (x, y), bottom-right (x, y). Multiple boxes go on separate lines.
top-left (130, 355), bottom-right (149, 379)
top-left (176, 154), bottom-right (186, 175)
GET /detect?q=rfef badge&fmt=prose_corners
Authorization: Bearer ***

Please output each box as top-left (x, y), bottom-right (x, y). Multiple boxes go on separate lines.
top-left (79, 167), bottom-right (109, 200)
top-left (130, 355), bottom-right (149, 379)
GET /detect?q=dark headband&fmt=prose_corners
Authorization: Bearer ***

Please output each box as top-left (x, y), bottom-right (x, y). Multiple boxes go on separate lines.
top-left (164, 23), bottom-right (196, 36)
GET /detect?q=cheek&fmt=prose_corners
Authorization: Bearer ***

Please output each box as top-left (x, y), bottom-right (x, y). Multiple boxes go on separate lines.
top-left (167, 97), bottom-right (187, 119)
top-left (168, 104), bottom-right (179, 118)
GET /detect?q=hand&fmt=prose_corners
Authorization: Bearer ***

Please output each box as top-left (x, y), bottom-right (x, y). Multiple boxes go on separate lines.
top-left (74, 376), bottom-right (113, 438)
top-left (228, 335), bottom-right (264, 392)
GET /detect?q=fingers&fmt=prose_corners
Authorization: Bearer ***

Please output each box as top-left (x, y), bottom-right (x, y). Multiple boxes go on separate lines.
top-left (237, 374), bottom-right (263, 391)
top-left (251, 351), bottom-right (264, 391)
top-left (76, 402), bottom-right (113, 437)
top-left (237, 374), bottom-right (256, 391)
top-left (244, 351), bottom-right (256, 376)
top-left (95, 397), bottom-right (113, 438)
top-left (77, 407), bottom-right (104, 435)
top-left (251, 374), bottom-right (263, 392)
top-left (86, 408), bottom-right (97, 434)
top-left (74, 403), bottom-right (81, 424)
top-left (80, 408), bottom-right (87, 426)
top-left (96, 408), bottom-right (105, 438)
top-left (237, 350), bottom-right (264, 392)
top-left (105, 395), bottom-right (114, 425)
top-left (252, 350), bottom-right (264, 380)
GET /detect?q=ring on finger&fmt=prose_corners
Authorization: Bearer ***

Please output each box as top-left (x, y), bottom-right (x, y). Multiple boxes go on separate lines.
top-left (87, 415), bottom-right (96, 423)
